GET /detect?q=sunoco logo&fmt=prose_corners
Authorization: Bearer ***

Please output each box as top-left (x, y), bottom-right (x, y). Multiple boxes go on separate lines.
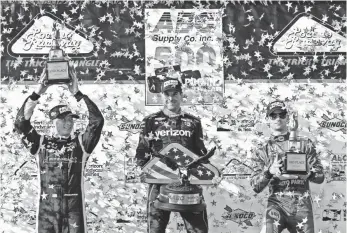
top-left (319, 114), bottom-right (346, 133)
top-left (271, 13), bottom-right (346, 55)
top-left (7, 12), bottom-right (94, 58)
top-left (222, 206), bottom-right (255, 226)
top-left (155, 129), bottom-right (191, 137)
top-left (118, 120), bottom-right (144, 134)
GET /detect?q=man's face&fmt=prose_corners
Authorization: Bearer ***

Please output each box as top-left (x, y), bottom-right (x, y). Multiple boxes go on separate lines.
top-left (55, 115), bottom-right (74, 137)
top-left (268, 109), bottom-right (288, 132)
top-left (163, 90), bottom-right (182, 111)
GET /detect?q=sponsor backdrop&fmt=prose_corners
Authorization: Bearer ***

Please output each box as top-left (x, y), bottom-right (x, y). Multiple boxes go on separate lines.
top-left (1, 1), bottom-right (145, 82)
top-left (222, 1), bottom-right (346, 81)
top-left (1, 1), bottom-right (346, 233)
top-left (1, 83), bottom-right (346, 233)
top-left (145, 8), bottom-right (224, 105)
top-left (1, 1), bottom-right (345, 83)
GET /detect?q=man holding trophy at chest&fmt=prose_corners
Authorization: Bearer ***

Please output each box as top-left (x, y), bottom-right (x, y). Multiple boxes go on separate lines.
top-left (136, 67), bottom-right (214, 233)
top-left (250, 101), bottom-right (324, 233)
top-left (14, 22), bottom-right (104, 233)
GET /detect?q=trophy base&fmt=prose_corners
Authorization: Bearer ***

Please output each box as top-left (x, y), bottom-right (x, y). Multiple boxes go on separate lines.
top-left (282, 171), bottom-right (309, 175)
top-left (45, 79), bottom-right (72, 85)
top-left (154, 183), bottom-right (206, 212)
top-left (154, 200), bottom-right (206, 212)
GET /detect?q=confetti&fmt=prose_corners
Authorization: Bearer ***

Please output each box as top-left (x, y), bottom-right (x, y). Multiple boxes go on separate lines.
top-left (0, 1), bottom-right (346, 233)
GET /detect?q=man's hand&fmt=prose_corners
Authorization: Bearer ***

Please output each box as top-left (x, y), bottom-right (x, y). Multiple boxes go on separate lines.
top-left (162, 156), bottom-right (178, 171)
top-left (296, 155), bottom-right (317, 180)
top-left (269, 158), bottom-right (283, 176)
top-left (270, 157), bottom-right (299, 180)
top-left (68, 66), bottom-right (79, 95)
top-left (36, 68), bottom-right (50, 95)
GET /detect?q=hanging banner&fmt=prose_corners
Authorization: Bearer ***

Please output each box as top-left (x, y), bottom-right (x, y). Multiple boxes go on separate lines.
top-left (145, 8), bottom-right (224, 105)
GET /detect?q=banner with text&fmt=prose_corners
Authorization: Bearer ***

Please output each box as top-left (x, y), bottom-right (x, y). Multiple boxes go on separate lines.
top-left (145, 8), bottom-right (224, 105)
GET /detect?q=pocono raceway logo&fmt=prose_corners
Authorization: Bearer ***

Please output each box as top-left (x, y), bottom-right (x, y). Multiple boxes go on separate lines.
top-left (319, 114), bottom-right (346, 133)
top-left (7, 12), bottom-right (94, 58)
top-left (271, 13), bottom-right (346, 56)
top-left (222, 206), bottom-right (255, 226)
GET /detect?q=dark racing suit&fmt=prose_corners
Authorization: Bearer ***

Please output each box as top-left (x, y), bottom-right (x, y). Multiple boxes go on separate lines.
top-left (14, 91), bottom-right (104, 233)
top-left (136, 109), bottom-right (209, 233)
top-left (250, 132), bottom-right (324, 233)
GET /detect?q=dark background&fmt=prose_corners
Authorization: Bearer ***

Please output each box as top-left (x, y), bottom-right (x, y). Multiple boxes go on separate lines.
top-left (1, 1), bottom-right (345, 82)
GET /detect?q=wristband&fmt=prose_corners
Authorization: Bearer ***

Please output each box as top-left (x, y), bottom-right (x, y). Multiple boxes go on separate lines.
top-left (307, 171), bottom-right (315, 180)
top-left (29, 92), bottom-right (41, 101)
top-left (264, 169), bottom-right (273, 179)
top-left (74, 91), bottom-right (84, 102)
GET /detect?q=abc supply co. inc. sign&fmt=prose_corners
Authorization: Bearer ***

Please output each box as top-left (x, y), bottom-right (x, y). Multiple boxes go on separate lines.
top-left (145, 9), bottom-right (224, 105)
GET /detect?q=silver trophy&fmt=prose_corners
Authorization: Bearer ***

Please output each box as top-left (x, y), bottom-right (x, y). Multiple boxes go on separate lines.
top-left (45, 22), bottom-right (70, 84)
top-left (154, 147), bottom-right (216, 212)
top-left (283, 112), bottom-right (308, 175)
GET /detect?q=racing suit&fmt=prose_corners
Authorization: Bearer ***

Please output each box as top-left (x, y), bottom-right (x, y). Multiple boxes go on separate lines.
top-left (136, 108), bottom-right (209, 233)
top-left (250, 132), bottom-right (324, 233)
top-left (14, 91), bottom-right (104, 233)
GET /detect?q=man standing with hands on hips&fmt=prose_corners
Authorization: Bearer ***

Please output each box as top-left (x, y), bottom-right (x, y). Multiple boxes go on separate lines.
top-left (250, 100), bottom-right (324, 233)
top-left (136, 75), bottom-right (209, 233)
top-left (14, 67), bottom-right (104, 233)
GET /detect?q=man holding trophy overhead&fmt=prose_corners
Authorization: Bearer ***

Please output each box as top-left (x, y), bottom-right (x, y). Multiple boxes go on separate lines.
top-left (14, 22), bottom-right (104, 233)
top-left (250, 100), bottom-right (324, 233)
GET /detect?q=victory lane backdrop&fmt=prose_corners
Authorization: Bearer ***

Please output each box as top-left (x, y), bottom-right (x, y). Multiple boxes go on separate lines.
top-left (0, 1), bottom-right (346, 233)
top-left (1, 82), bottom-right (346, 233)
top-left (222, 0), bottom-right (347, 81)
top-left (1, 1), bottom-right (145, 82)
top-left (1, 1), bottom-right (346, 84)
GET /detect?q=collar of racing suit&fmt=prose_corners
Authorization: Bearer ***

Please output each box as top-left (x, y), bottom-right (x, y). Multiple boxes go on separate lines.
top-left (270, 131), bottom-right (290, 142)
top-left (162, 107), bottom-right (185, 118)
